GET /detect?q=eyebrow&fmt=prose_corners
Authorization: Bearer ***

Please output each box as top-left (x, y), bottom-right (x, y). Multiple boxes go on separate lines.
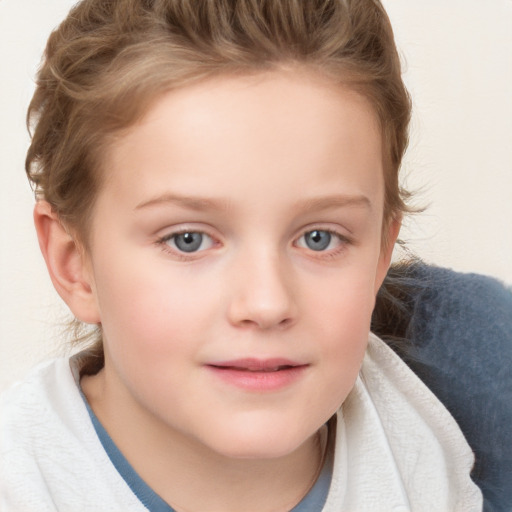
top-left (295, 194), bottom-right (372, 213)
top-left (135, 192), bottom-right (372, 213)
top-left (135, 193), bottom-right (231, 212)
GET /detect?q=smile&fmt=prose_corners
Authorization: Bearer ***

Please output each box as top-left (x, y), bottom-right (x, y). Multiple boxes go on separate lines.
top-left (226, 365), bottom-right (293, 372)
top-left (205, 358), bottom-right (309, 391)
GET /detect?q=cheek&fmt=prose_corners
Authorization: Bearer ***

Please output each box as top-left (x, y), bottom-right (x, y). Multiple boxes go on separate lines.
top-left (308, 266), bottom-right (377, 336)
top-left (306, 269), bottom-right (377, 403)
top-left (95, 267), bottom-right (208, 410)
top-left (93, 256), bottom-right (212, 358)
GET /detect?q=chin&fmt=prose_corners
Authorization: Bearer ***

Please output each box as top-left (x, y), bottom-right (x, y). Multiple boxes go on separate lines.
top-left (197, 418), bottom-right (318, 461)
top-left (214, 440), bottom-right (305, 461)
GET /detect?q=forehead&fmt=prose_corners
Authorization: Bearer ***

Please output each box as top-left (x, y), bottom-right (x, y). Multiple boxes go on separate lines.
top-left (99, 69), bottom-right (384, 215)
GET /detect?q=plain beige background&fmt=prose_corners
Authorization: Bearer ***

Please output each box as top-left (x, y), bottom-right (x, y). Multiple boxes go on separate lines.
top-left (1, 0), bottom-right (511, 391)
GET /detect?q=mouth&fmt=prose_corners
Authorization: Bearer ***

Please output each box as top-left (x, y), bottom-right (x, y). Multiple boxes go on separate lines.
top-left (205, 358), bottom-right (308, 391)
top-left (207, 358), bottom-right (306, 372)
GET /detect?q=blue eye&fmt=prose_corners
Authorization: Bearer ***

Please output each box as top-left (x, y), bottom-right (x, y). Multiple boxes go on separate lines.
top-left (167, 232), bottom-right (213, 253)
top-left (296, 229), bottom-right (346, 253)
top-left (303, 230), bottom-right (332, 251)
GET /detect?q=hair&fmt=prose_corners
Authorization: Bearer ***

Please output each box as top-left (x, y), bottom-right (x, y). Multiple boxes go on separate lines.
top-left (26, 0), bottom-right (413, 372)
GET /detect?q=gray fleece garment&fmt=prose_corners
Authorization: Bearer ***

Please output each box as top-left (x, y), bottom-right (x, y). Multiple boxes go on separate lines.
top-left (387, 264), bottom-right (512, 512)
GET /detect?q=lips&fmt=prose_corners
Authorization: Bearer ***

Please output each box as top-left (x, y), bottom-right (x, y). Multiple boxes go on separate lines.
top-left (208, 358), bottom-right (304, 370)
top-left (222, 365), bottom-right (293, 372)
top-left (205, 358), bottom-right (308, 391)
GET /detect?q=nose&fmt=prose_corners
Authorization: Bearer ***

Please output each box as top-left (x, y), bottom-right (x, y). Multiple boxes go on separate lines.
top-left (227, 250), bottom-right (297, 330)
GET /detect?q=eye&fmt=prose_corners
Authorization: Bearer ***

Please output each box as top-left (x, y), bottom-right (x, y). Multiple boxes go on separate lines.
top-left (163, 231), bottom-right (214, 253)
top-left (296, 229), bottom-right (344, 252)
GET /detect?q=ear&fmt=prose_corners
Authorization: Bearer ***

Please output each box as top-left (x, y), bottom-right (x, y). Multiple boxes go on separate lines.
top-left (374, 215), bottom-right (402, 294)
top-left (34, 201), bottom-right (100, 324)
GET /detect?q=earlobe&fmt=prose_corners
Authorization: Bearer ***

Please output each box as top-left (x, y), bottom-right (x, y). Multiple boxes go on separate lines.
top-left (34, 201), bottom-right (100, 324)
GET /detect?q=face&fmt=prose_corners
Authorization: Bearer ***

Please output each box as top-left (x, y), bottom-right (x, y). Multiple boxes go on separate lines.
top-left (82, 70), bottom-right (396, 459)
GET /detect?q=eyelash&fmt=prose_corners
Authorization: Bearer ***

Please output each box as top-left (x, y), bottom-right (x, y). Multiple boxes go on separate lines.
top-left (155, 227), bottom-right (352, 260)
top-left (294, 228), bottom-right (352, 260)
top-left (156, 229), bottom-right (218, 260)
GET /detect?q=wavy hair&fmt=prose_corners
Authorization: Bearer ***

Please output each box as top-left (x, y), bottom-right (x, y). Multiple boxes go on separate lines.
top-left (26, 0), bottom-right (413, 371)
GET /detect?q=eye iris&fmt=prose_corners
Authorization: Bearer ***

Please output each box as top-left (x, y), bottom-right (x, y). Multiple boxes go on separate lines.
top-left (305, 230), bottom-right (331, 251)
top-left (174, 232), bottom-right (203, 252)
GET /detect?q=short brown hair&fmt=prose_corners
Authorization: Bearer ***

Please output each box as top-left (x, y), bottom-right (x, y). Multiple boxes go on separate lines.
top-left (26, 0), bottom-right (412, 368)
top-left (27, 0), bottom-right (411, 234)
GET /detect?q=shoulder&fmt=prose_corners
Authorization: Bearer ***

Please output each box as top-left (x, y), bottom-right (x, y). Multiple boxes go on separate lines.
top-left (0, 359), bottom-right (88, 498)
top-left (407, 264), bottom-right (512, 344)
top-left (0, 358), bottom-right (144, 511)
top-left (403, 264), bottom-right (512, 392)
top-left (0, 358), bottom-right (78, 509)
top-left (0, 358), bottom-right (76, 445)
top-left (395, 264), bottom-right (512, 510)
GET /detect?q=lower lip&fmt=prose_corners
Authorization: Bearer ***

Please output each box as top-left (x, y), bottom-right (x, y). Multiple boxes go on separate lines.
top-left (205, 365), bottom-right (308, 392)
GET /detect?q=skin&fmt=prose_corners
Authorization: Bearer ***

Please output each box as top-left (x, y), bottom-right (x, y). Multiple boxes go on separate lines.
top-left (36, 69), bottom-right (399, 511)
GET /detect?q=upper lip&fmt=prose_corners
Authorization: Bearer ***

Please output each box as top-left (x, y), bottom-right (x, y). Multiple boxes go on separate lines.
top-left (206, 358), bottom-right (307, 371)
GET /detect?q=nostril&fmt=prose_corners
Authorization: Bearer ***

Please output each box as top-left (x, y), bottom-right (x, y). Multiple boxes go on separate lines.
top-left (226, 262), bottom-right (297, 329)
top-left (235, 314), bottom-right (294, 330)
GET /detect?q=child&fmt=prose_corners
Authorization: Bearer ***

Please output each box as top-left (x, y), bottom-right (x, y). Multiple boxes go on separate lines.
top-left (0, 0), bottom-right (483, 510)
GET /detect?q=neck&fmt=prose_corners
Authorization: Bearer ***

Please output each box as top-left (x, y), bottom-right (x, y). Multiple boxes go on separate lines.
top-left (160, 430), bottom-right (324, 512)
top-left (81, 369), bottom-right (327, 512)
